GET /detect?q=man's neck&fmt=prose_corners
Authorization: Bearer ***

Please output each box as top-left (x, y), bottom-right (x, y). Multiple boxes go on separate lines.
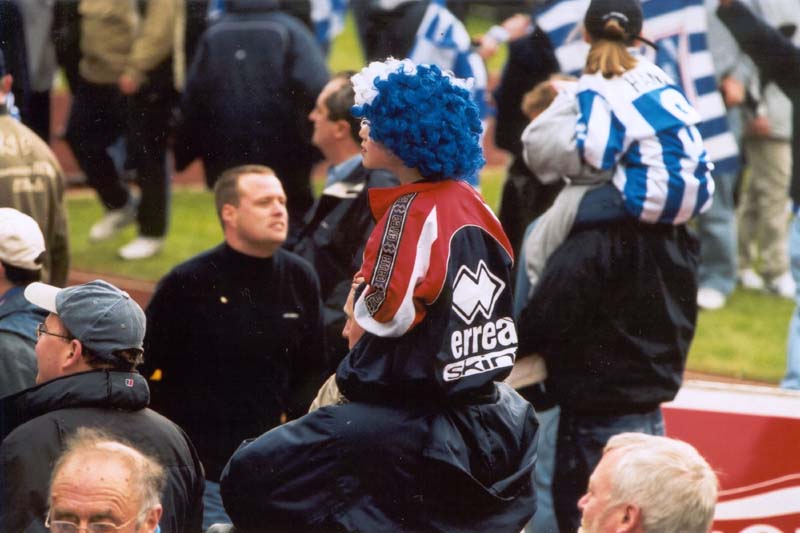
top-left (225, 238), bottom-right (278, 259)
top-left (0, 278), bottom-right (13, 296)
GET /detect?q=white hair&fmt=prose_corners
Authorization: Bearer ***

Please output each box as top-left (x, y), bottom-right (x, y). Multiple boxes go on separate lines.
top-left (604, 433), bottom-right (718, 533)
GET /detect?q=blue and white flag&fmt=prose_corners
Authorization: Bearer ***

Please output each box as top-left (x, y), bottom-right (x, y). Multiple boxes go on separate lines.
top-left (535, 0), bottom-right (740, 174)
top-left (311, 0), bottom-right (350, 49)
top-left (408, 0), bottom-right (488, 186)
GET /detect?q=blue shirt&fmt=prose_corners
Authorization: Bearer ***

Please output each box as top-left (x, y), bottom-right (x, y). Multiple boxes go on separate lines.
top-left (576, 54), bottom-right (715, 224)
top-left (326, 154), bottom-right (362, 187)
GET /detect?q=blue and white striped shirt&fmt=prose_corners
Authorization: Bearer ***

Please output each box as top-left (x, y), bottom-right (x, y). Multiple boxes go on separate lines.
top-left (576, 55), bottom-right (715, 224)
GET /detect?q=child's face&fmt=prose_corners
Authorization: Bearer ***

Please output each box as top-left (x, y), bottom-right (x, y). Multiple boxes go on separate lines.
top-left (358, 119), bottom-right (403, 172)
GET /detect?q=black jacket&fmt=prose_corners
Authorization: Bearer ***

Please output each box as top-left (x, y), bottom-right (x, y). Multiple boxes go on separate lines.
top-left (290, 163), bottom-right (398, 367)
top-left (221, 383), bottom-right (538, 532)
top-left (142, 245), bottom-right (327, 481)
top-left (174, 0), bottom-right (329, 186)
top-left (518, 220), bottom-right (699, 414)
top-left (717, 0), bottom-right (800, 208)
top-left (0, 370), bottom-right (205, 533)
top-left (492, 25), bottom-right (559, 156)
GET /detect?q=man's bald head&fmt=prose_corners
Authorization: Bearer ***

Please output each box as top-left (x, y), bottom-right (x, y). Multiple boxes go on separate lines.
top-left (48, 428), bottom-right (165, 533)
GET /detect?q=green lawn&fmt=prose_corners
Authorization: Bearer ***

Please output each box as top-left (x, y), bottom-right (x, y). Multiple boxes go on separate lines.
top-left (65, 168), bottom-right (793, 385)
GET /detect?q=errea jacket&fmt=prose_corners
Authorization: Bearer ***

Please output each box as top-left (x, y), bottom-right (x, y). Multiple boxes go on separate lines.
top-left (340, 179), bottom-right (517, 404)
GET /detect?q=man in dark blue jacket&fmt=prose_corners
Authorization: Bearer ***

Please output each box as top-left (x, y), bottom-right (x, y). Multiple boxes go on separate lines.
top-left (290, 72), bottom-right (397, 367)
top-left (174, 0), bottom-right (329, 236)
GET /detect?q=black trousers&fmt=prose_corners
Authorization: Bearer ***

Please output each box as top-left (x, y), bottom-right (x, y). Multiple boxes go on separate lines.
top-left (65, 77), bottom-right (174, 237)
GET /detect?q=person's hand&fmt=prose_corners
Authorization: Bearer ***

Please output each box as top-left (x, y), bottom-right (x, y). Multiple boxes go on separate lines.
top-left (719, 76), bottom-right (745, 107)
top-left (502, 13), bottom-right (532, 41)
top-left (118, 74), bottom-right (141, 95)
top-left (476, 35), bottom-right (499, 59)
top-left (747, 115), bottom-right (771, 136)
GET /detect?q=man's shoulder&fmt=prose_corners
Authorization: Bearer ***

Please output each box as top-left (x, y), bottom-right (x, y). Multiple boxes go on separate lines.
top-left (275, 248), bottom-right (318, 282)
top-left (0, 114), bottom-right (61, 164)
top-left (2, 404), bottom-right (192, 464)
top-left (352, 165), bottom-right (398, 189)
top-left (160, 244), bottom-right (226, 281)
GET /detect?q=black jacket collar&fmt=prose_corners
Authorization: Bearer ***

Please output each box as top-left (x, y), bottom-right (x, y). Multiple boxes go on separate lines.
top-left (1, 370), bottom-right (149, 439)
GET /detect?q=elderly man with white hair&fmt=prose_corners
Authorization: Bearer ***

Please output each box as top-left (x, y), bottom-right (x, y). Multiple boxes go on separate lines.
top-left (47, 427), bottom-right (166, 533)
top-left (578, 432), bottom-right (719, 533)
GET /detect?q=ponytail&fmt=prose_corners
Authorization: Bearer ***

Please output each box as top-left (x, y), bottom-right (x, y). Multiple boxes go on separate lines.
top-left (584, 19), bottom-right (638, 78)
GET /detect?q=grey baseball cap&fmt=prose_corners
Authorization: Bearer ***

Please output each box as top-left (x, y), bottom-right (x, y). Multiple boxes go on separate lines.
top-left (24, 279), bottom-right (146, 360)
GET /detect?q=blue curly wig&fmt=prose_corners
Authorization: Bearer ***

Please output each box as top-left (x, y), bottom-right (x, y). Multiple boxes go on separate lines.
top-left (352, 63), bottom-right (485, 181)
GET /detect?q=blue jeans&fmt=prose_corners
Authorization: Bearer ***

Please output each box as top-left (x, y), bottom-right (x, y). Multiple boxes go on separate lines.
top-left (553, 407), bottom-right (665, 532)
top-left (513, 225), bottom-right (560, 533)
top-left (697, 170), bottom-right (738, 295)
top-left (203, 480), bottom-right (232, 531)
top-left (524, 405), bottom-right (560, 533)
top-left (782, 214), bottom-right (800, 389)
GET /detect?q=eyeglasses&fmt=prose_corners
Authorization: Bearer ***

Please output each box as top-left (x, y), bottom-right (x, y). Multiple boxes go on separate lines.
top-left (45, 511), bottom-right (138, 533)
top-left (36, 323), bottom-right (72, 341)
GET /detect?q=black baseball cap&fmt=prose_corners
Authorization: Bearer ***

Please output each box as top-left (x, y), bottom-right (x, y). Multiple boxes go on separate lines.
top-left (584, 0), bottom-right (644, 43)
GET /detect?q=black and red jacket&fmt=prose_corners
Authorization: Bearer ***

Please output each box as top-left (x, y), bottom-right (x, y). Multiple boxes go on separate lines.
top-left (338, 179), bottom-right (517, 404)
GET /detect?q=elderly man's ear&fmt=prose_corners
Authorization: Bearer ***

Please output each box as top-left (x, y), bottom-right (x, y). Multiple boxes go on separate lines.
top-left (617, 504), bottom-right (643, 533)
top-left (143, 505), bottom-right (163, 533)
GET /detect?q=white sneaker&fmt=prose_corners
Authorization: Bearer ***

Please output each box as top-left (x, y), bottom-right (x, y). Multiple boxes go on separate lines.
top-left (767, 272), bottom-right (796, 299)
top-left (739, 268), bottom-right (765, 291)
top-left (89, 202), bottom-right (137, 242)
top-left (697, 287), bottom-right (726, 310)
top-left (118, 237), bottom-right (164, 260)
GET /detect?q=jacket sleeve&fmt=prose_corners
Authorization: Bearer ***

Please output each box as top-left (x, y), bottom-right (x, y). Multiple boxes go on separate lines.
top-left (575, 89), bottom-right (626, 171)
top-left (172, 37), bottom-right (209, 171)
top-left (521, 88), bottom-right (582, 184)
top-left (287, 19), bottom-right (330, 114)
top-left (354, 197), bottom-right (440, 338)
top-left (0, 335), bottom-right (36, 398)
top-left (141, 271), bottom-right (183, 388)
top-left (717, 0), bottom-right (800, 96)
top-left (124, 0), bottom-right (180, 85)
top-left (48, 161), bottom-right (70, 287)
top-left (493, 25), bottom-right (559, 154)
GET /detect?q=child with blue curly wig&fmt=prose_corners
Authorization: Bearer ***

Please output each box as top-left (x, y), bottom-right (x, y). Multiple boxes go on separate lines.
top-left (334, 58), bottom-right (519, 405)
top-left (351, 59), bottom-right (485, 184)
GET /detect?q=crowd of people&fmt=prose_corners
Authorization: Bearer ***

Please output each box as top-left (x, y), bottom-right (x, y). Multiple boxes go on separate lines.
top-left (2, 0), bottom-right (799, 530)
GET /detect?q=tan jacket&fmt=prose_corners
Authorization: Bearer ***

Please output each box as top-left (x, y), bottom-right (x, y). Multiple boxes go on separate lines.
top-left (0, 106), bottom-right (69, 286)
top-left (125, 0), bottom-right (186, 90)
top-left (79, 0), bottom-right (185, 89)
top-left (79, 0), bottom-right (138, 84)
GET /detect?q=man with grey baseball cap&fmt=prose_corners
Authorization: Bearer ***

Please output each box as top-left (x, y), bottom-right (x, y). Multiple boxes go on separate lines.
top-left (0, 279), bottom-right (205, 532)
top-left (23, 279), bottom-right (146, 379)
top-left (0, 208), bottom-right (48, 396)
